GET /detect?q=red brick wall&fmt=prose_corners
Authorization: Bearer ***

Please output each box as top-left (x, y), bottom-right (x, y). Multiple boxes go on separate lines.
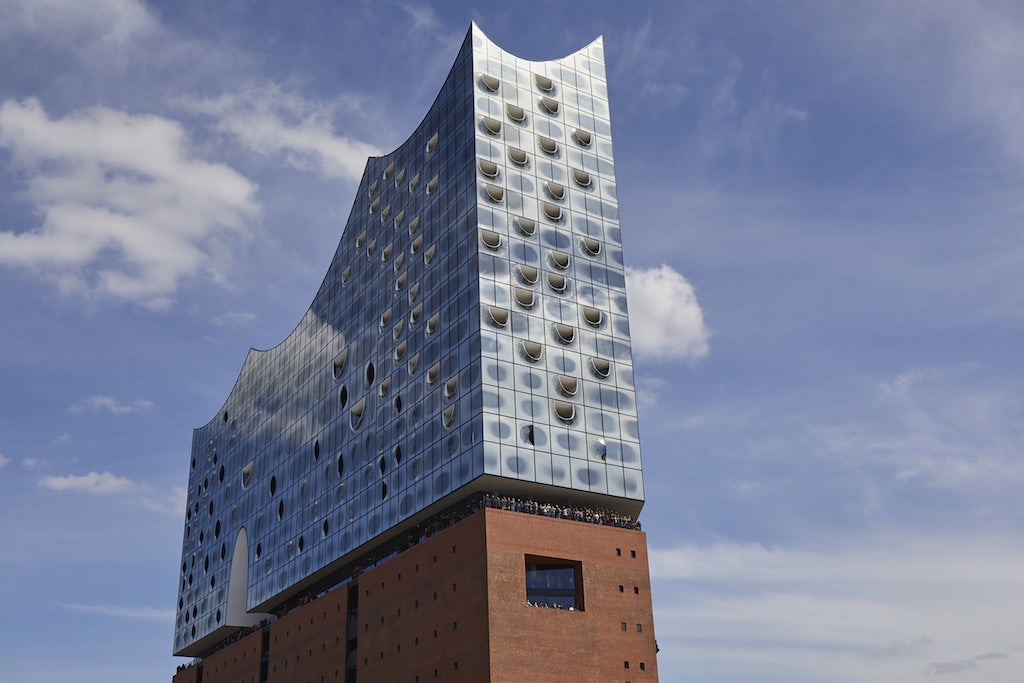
top-left (176, 508), bottom-right (659, 683)
top-left (486, 509), bottom-right (659, 682)
top-left (202, 629), bottom-right (263, 683)
top-left (266, 586), bottom-right (349, 683)
top-left (357, 511), bottom-right (491, 682)
top-left (171, 663), bottom-right (200, 683)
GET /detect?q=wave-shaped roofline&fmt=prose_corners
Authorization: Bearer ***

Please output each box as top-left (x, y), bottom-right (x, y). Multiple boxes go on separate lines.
top-left (193, 23), bottom-right (604, 434)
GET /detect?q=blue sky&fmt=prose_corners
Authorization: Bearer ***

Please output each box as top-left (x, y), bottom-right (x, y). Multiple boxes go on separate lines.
top-left (1, 1), bottom-right (1022, 681)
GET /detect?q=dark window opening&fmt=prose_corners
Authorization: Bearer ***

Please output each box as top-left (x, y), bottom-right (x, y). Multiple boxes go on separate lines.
top-left (525, 555), bottom-right (584, 610)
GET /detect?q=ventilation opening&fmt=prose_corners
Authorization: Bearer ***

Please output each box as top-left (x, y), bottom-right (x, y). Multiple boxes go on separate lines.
top-left (366, 238), bottom-right (376, 257)
top-left (365, 362), bottom-right (376, 386)
top-left (477, 158), bottom-right (497, 178)
top-left (582, 306), bottom-right (603, 327)
top-left (522, 340), bottom-right (543, 361)
top-left (538, 136), bottom-right (558, 155)
top-left (558, 375), bottom-right (578, 397)
top-left (485, 184), bottom-right (504, 203)
top-left (394, 341), bottom-right (407, 362)
top-left (482, 116), bottom-right (502, 135)
top-left (426, 312), bottom-right (440, 335)
top-left (553, 400), bottom-right (576, 423)
top-left (380, 308), bottom-right (392, 330)
top-left (408, 282), bottom-right (421, 302)
top-left (369, 198), bottom-right (380, 215)
top-left (350, 398), bottom-right (366, 430)
top-left (592, 357), bottom-right (612, 378)
top-left (480, 229), bottom-right (502, 249)
top-left (379, 376), bottom-right (392, 397)
top-left (516, 216), bottom-right (536, 236)
top-left (337, 453), bottom-right (344, 477)
top-left (424, 245), bottom-right (436, 264)
top-left (393, 209), bottom-right (405, 229)
top-left (543, 202), bottom-right (562, 221)
top-left (546, 182), bottom-right (565, 200)
top-left (368, 179), bottom-right (378, 197)
top-left (518, 264), bottom-right (539, 284)
top-left (241, 462), bottom-right (253, 489)
top-left (572, 168), bottom-right (591, 187)
top-left (488, 306), bottom-right (509, 328)
top-left (426, 175), bottom-right (438, 195)
top-left (506, 104), bottom-right (525, 122)
top-left (332, 348), bottom-right (348, 379)
top-left (410, 303), bottom-right (423, 325)
top-left (394, 168), bottom-right (405, 187)
top-left (509, 148), bottom-right (528, 166)
top-left (481, 74), bottom-right (500, 92)
top-left (547, 272), bottom-right (567, 292)
top-left (426, 132), bottom-right (439, 153)
top-left (444, 375), bottom-right (458, 398)
top-left (411, 234), bottom-right (423, 254)
top-left (581, 236), bottom-right (601, 256)
top-left (574, 129), bottom-right (592, 146)
top-left (314, 440), bottom-right (320, 461)
top-left (442, 404), bottom-right (456, 428)
top-left (479, 158), bottom-right (499, 177)
top-left (409, 173), bottom-right (420, 192)
top-left (535, 74), bottom-right (554, 92)
top-left (341, 265), bottom-right (351, 284)
top-left (427, 362), bottom-right (441, 384)
top-left (382, 161), bottom-right (394, 179)
top-left (396, 273), bottom-right (408, 292)
top-left (356, 231), bottom-right (367, 248)
top-left (381, 242), bottom-right (393, 261)
top-left (407, 353), bottom-right (421, 375)
top-left (407, 215), bottom-right (420, 235)
top-left (550, 250), bottom-right (570, 269)
top-left (554, 323), bottom-right (575, 344)
top-left (513, 287), bottom-right (535, 309)
top-left (541, 96), bottom-right (559, 114)
top-left (338, 385), bottom-right (348, 408)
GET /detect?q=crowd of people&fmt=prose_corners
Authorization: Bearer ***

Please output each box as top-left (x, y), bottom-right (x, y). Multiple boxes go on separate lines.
top-left (480, 493), bottom-right (641, 530)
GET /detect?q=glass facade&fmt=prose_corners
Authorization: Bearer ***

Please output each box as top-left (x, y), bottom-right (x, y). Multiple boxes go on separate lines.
top-left (174, 24), bottom-right (642, 656)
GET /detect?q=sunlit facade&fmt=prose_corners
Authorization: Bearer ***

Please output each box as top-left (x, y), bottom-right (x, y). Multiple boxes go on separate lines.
top-left (174, 24), bottom-right (647, 665)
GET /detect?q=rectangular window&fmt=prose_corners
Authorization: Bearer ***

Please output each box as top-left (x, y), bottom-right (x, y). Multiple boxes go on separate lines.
top-left (525, 555), bottom-right (584, 610)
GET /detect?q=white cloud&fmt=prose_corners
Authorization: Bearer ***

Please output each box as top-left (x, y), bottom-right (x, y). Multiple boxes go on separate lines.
top-left (138, 485), bottom-right (187, 517)
top-left (625, 264), bottom-right (710, 361)
top-left (651, 538), bottom-right (1024, 682)
top-left (37, 470), bottom-right (139, 494)
top-left (0, 0), bottom-right (158, 52)
top-left (182, 85), bottom-right (382, 182)
top-left (69, 395), bottom-right (154, 415)
top-left (0, 453), bottom-right (9, 468)
top-left (56, 602), bottom-right (174, 621)
top-left (814, 364), bottom-right (1024, 492)
top-left (0, 98), bottom-right (258, 309)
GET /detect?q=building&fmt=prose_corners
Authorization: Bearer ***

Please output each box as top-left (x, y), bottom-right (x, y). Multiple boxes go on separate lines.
top-left (173, 23), bottom-right (659, 682)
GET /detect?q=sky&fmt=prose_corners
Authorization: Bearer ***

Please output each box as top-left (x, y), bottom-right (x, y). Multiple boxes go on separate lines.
top-left (1, 1), bottom-right (1022, 681)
